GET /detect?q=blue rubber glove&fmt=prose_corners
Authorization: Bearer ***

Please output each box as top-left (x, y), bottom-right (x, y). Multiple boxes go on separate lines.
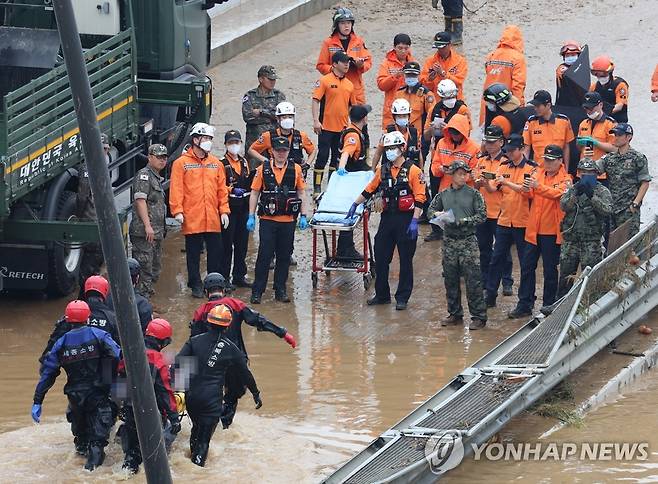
top-left (298, 215), bottom-right (308, 230)
top-left (337, 167), bottom-right (348, 176)
top-left (407, 218), bottom-right (419, 239)
top-left (346, 202), bottom-right (358, 219)
top-left (576, 136), bottom-right (598, 147)
top-left (246, 214), bottom-right (256, 232)
top-left (31, 403), bottom-right (42, 423)
top-left (233, 187), bottom-right (247, 197)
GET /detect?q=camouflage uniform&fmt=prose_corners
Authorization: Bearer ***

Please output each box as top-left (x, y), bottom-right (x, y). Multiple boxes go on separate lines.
top-left (598, 147), bottom-right (651, 237)
top-left (428, 181), bottom-right (487, 321)
top-left (129, 146), bottom-right (167, 296)
top-left (557, 181), bottom-right (612, 297)
top-left (242, 67), bottom-right (286, 170)
top-left (77, 161), bottom-right (104, 294)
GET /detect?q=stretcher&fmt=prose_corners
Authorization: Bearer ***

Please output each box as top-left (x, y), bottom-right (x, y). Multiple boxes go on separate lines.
top-left (310, 171), bottom-right (376, 289)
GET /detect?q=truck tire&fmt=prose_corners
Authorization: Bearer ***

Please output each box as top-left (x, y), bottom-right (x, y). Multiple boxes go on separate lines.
top-left (47, 190), bottom-right (82, 296)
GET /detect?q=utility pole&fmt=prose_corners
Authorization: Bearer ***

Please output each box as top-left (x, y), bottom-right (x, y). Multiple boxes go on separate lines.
top-left (51, 1), bottom-right (172, 482)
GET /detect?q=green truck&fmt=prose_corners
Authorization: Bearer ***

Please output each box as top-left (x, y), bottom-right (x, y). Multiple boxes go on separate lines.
top-left (0, 0), bottom-right (226, 295)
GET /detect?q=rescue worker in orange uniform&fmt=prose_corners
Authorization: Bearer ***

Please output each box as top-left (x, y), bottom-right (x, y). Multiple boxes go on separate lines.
top-left (482, 83), bottom-right (532, 137)
top-left (424, 78), bottom-right (471, 143)
top-left (346, 131), bottom-right (426, 310)
top-left (473, 125), bottom-right (514, 295)
top-left (480, 25), bottom-right (527, 126)
top-left (392, 61), bottom-right (436, 142)
top-left (555, 40), bottom-right (584, 107)
top-left (590, 55), bottom-right (629, 123)
top-left (376, 33), bottom-right (414, 129)
top-left (420, 31), bottom-right (468, 100)
top-left (483, 134), bottom-right (537, 308)
top-left (316, 7), bottom-right (372, 105)
top-left (372, 99), bottom-right (422, 169)
top-left (247, 137), bottom-right (309, 304)
top-left (651, 64), bottom-right (658, 102)
top-left (523, 90), bottom-right (575, 169)
top-left (577, 92), bottom-right (616, 171)
top-left (312, 51), bottom-right (357, 196)
top-left (169, 123), bottom-right (230, 298)
top-left (432, 113), bottom-right (480, 193)
top-left (511, 145), bottom-right (571, 318)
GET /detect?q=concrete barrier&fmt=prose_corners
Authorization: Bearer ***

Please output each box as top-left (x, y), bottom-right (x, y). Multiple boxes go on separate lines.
top-left (210, 0), bottom-right (336, 67)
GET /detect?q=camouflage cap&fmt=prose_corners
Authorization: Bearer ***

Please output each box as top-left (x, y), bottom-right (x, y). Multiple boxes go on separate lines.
top-left (148, 144), bottom-right (168, 156)
top-left (258, 65), bottom-right (279, 79)
top-left (577, 157), bottom-right (599, 173)
top-left (446, 160), bottom-right (471, 174)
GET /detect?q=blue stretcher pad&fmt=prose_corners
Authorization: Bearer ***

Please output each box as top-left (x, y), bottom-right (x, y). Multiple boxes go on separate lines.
top-left (311, 171), bottom-right (375, 226)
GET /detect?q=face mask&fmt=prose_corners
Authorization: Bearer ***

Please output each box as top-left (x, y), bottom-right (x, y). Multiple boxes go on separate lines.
top-left (385, 148), bottom-right (400, 161)
top-left (280, 118), bottom-right (294, 130)
top-left (596, 75), bottom-right (609, 84)
top-left (404, 77), bottom-right (418, 87)
top-left (199, 140), bottom-right (213, 152)
top-left (395, 117), bottom-right (409, 127)
top-left (227, 143), bottom-right (241, 155)
top-left (564, 55), bottom-right (578, 65)
top-left (486, 101), bottom-right (497, 112)
top-left (443, 98), bottom-right (457, 109)
top-left (587, 111), bottom-right (600, 120)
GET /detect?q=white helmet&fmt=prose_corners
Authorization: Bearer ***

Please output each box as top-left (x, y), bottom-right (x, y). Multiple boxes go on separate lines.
top-left (190, 122), bottom-right (215, 138)
top-left (437, 79), bottom-right (458, 98)
top-left (382, 130), bottom-right (406, 147)
top-left (275, 101), bottom-right (296, 116)
top-left (391, 98), bottom-right (411, 115)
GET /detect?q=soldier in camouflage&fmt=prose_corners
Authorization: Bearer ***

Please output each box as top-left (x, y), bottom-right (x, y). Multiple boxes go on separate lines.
top-left (76, 133), bottom-right (110, 296)
top-left (428, 160), bottom-right (488, 330)
top-left (597, 123), bottom-right (651, 238)
top-left (129, 144), bottom-right (168, 296)
top-left (557, 158), bottom-right (612, 297)
top-left (242, 65), bottom-right (287, 170)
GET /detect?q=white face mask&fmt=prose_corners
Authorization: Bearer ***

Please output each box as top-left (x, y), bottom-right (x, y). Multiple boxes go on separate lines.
top-left (385, 148), bottom-right (400, 161)
top-left (443, 97), bottom-right (457, 109)
top-left (227, 143), bottom-right (241, 155)
top-left (564, 55), bottom-right (578, 65)
top-left (404, 77), bottom-right (418, 87)
top-left (280, 118), bottom-right (294, 130)
top-left (596, 75), bottom-right (609, 84)
top-left (486, 101), bottom-right (497, 112)
top-left (199, 140), bottom-right (213, 152)
top-left (395, 117), bottom-right (409, 127)
top-left (587, 111), bottom-right (600, 120)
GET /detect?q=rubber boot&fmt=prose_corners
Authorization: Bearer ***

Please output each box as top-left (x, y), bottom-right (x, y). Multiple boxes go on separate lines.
top-left (74, 437), bottom-right (88, 456)
top-left (84, 443), bottom-right (106, 471)
top-left (190, 422), bottom-right (218, 467)
top-left (313, 168), bottom-right (324, 198)
top-left (122, 451), bottom-right (141, 475)
top-left (221, 401), bottom-right (237, 430)
top-left (444, 15), bottom-right (451, 33)
top-left (451, 17), bottom-right (463, 45)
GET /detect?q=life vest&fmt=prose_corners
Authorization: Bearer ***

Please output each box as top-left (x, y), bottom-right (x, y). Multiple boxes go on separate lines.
top-left (339, 126), bottom-right (370, 171)
top-left (221, 155), bottom-right (252, 206)
top-left (269, 128), bottom-right (305, 165)
top-left (379, 159), bottom-right (415, 213)
top-left (257, 161), bottom-right (302, 217)
top-left (593, 76), bottom-right (628, 122)
top-left (429, 99), bottom-right (466, 127)
top-left (385, 124), bottom-right (419, 166)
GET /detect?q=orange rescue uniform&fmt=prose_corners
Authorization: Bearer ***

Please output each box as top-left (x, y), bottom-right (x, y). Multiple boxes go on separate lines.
top-left (522, 113), bottom-right (575, 164)
top-left (392, 84), bottom-right (436, 135)
top-left (419, 48), bottom-right (468, 99)
top-left (249, 128), bottom-right (315, 158)
top-left (377, 49), bottom-right (414, 128)
top-left (363, 163), bottom-right (427, 206)
top-left (251, 161), bottom-right (305, 223)
top-left (316, 32), bottom-right (372, 104)
top-left (432, 114), bottom-right (480, 191)
top-left (577, 116), bottom-right (616, 179)
top-left (312, 71), bottom-right (356, 133)
top-left (169, 148), bottom-right (230, 235)
top-left (524, 165), bottom-right (571, 245)
top-left (494, 158), bottom-right (536, 228)
top-left (475, 152), bottom-right (508, 219)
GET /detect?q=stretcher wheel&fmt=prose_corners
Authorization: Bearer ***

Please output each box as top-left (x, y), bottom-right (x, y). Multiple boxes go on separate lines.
top-left (311, 272), bottom-right (318, 288)
top-left (363, 273), bottom-right (372, 290)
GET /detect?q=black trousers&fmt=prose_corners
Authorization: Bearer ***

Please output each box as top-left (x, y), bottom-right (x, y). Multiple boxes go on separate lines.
top-left (65, 389), bottom-right (114, 448)
top-left (486, 226), bottom-right (528, 298)
top-left (442, 0), bottom-right (463, 16)
top-left (252, 219), bottom-right (295, 295)
top-left (374, 212), bottom-right (417, 303)
top-left (185, 232), bottom-right (222, 289)
top-left (476, 218), bottom-right (513, 288)
top-left (314, 130), bottom-right (342, 171)
top-left (518, 234), bottom-right (561, 310)
top-left (221, 367), bottom-right (248, 429)
top-left (78, 242), bottom-right (104, 297)
top-left (189, 414), bottom-right (219, 467)
top-left (220, 202), bottom-right (249, 281)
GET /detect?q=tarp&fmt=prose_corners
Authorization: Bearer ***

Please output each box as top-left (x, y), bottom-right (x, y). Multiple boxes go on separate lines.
top-left (312, 171), bottom-right (374, 225)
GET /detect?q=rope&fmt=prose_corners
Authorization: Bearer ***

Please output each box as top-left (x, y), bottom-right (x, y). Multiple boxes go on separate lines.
top-left (463, 0), bottom-right (489, 14)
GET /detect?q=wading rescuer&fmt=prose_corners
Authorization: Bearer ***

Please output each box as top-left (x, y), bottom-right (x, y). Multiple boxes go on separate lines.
top-left (169, 122), bottom-right (231, 299)
top-left (347, 131), bottom-right (426, 310)
top-left (175, 304), bottom-right (261, 467)
top-left (83, 275), bottom-right (120, 345)
top-left (32, 300), bottom-right (121, 471)
top-left (189, 272), bottom-right (296, 428)
top-left (118, 318), bottom-right (180, 475)
top-left (105, 258), bottom-right (153, 333)
top-left (428, 160), bottom-right (487, 330)
top-left (247, 136), bottom-right (309, 304)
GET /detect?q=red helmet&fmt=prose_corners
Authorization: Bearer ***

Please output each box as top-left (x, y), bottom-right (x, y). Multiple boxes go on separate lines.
top-left (591, 55), bottom-right (614, 73)
top-left (207, 304), bottom-right (232, 327)
top-left (84, 275), bottom-right (109, 299)
top-left (145, 318), bottom-right (172, 340)
top-left (65, 300), bottom-right (91, 324)
top-left (559, 41), bottom-right (581, 56)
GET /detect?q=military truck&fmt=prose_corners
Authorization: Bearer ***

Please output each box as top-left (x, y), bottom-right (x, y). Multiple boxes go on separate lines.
top-left (0, 0), bottom-right (226, 295)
